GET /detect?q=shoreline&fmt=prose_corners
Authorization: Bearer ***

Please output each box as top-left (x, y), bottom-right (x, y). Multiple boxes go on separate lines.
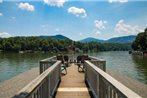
top-left (0, 67), bottom-right (39, 98)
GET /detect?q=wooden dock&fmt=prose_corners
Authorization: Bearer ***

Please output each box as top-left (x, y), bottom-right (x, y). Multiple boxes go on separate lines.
top-left (0, 56), bottom-right (146, 98)
top-left (56, 64), bottom-right (91, 98)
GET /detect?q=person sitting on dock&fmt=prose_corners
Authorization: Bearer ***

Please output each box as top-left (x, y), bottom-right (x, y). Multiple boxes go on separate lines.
top-left (64, 55), bottom-right (69, 67)
top-left (77, 55), bottom-right (90, 72)
top-left (57, 55), bottom-right (67, 75)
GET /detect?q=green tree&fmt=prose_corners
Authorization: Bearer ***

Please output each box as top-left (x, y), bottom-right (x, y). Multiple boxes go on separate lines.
top-left (132, 28), bottom-right (147, 51)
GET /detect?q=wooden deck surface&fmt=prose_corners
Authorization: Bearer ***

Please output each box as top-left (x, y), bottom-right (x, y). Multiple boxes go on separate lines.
top-left (55, 64), bottom-right (91, 98)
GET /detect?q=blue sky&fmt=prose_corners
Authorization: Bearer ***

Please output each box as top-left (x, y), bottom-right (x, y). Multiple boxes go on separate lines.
top-left (0, 0), bottom-right (147, 41)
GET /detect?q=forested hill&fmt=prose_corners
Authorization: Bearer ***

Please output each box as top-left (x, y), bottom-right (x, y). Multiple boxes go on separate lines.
top-left (80, 35), bottom-right (136, 43)
top-left (0, 35), bottom-right (131, 52)
top-left (106, 35), bottom-right (136, 43)
top-left (39, 34), bottom-right (70, 40)
top-left (80, 37), bottom-right (104, 43)
top-left (132, 28), bottom-right (147, 51)
top-left (0, 36), bottom-right (73, 52)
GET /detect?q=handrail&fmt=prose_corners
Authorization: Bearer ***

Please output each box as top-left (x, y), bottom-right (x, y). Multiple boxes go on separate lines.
top-left (39, 56), bottom-right (57, 74)
top-left (89, 56), bottom-right (105, 61)
top-left (89, 56), bottom-right (106, 71)
top-left (13, 61), bottom-right (61, 98)
top-left (40, 56), bottom-right (56, 62)
top-left (85, 60), bottom-right (142, 98)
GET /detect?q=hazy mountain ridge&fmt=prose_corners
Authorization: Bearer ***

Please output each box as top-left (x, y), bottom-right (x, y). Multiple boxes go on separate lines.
top-left (0, 34), bottom-right (136, 44)
top-left (39, 34), bottom-right (70, 40)
top-left (79, 35), bottom-right (136, 43)
top-left (80, 37), bottom-right (104, 43)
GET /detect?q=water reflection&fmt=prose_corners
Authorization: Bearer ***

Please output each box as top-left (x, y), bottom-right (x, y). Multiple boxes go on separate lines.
top-left (131, 55), bottom-right (147, 84)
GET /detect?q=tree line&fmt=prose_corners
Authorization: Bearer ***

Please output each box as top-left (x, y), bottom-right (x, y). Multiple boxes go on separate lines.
top-left (132, 28), bottom-right (147, 51)
top-left (75, 42), bottom-right (131, 52)
top-left (0, 37), bottom-right (131, 53)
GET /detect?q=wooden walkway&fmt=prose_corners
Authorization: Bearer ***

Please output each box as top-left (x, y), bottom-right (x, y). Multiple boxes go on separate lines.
top-left (55, 64), bottom-right (91, 98)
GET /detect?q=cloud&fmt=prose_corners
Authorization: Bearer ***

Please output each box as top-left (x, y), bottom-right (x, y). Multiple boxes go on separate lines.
top-left (0, 13), bottom-right (3, 16)
top-left (79, 33), bottom-right (83, 36)
top-left (18, 2), bottom-right (35, 12)
top-left (11, 17), bottom-right (16, 20)
top-left (0, 32), bottom-right (11, 38)
top-left (44, 0), bottom-right (66, 7)
top-left (68, 6), bottom-right (87, 18)
top-left (41, 24), bottom-right (49, 28)
top-left (94, 20), bottom-right (107, 30)
top-left (115, 20), bottom-right (143, 35)
top-left (55, 28), bottom-right (60, 32)
top-left (95, 31), bottom-right (101, 35)
top-left (108, 0), bottom-right (128, 3)
top-left (0, 0), bottom-right (3, 3)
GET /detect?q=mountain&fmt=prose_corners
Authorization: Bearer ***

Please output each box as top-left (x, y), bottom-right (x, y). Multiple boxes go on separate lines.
top-left (79, 35), bottom-right (136, 43)
top-left (79, 37), bottom-right (104, 43)
top-left (39, 34), bottom-right (70, 40)
top-left (106, 35), bottom-right (136, 43)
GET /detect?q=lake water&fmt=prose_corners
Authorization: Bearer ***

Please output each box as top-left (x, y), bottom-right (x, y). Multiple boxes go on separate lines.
top-left (89, 51), bottom-right (147, 84)
top-left (0, 51), bottom-right (147, 84)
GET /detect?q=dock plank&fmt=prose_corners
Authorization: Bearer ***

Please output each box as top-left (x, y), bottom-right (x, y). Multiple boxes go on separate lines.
top-left (55, 64), bottom-right (91, 98)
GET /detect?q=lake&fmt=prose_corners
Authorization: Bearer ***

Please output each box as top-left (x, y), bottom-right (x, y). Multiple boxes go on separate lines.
top-left (0, 51), bottom-right (147, 84)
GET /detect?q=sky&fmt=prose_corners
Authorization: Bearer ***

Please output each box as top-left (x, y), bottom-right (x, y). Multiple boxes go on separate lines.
top-left (0, 0), bottom-right (147, 41)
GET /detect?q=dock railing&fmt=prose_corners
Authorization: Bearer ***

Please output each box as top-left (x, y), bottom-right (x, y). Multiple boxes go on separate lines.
top-left (13, 61), bottom-right (61, 98)
top-left (89, 56), bottom-right (106, 71)
top-left (39, 56), bottom-right (57, 74)
top-left (13, 55), bottom-right (142, 98)
top-left (85, 60), bottom-right (142, 98)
